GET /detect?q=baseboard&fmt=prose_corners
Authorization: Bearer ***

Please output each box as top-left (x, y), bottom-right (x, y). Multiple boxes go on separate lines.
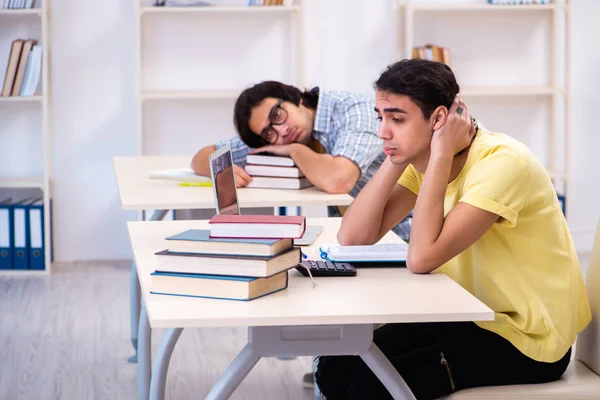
top-left (52, 260), bottom-right (132, 269)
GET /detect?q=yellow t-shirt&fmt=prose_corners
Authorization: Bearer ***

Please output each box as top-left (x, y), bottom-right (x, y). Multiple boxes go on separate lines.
top-left (398, 130), bottom-right (591, 363)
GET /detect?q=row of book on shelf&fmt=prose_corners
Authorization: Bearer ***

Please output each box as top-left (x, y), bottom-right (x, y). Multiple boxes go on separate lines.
top-left (0, 197), bottom-right (48, 270)
top-left (1, 39), bottom-right (42, 97)
top-left (151, 214), bottom-right (306, 301)
top-left (1, 0), bottom-right (35, 8)
top-left (412, 44), bottom-right (451, 67)
top-left (488, 0), bottom-right (550, 4)
top-left (153, 0), bottom-right (292, 7)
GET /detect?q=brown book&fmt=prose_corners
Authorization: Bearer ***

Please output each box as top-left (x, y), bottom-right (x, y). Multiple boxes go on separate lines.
top-left (11, 39), bottom-right (37, 96)
top-left (1, 39), bottom-right (24, 97)
top-left (430, 45), bottom-right (444, 63)
top-left (442, 47), bottom-right (452, 67)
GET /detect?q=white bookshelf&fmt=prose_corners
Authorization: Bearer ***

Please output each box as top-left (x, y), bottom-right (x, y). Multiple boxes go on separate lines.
top-left (399, 0), bottom-right (570, 213)
top-left (0, 1), bottom-right (53, 274)
top-left (134, 0), bottom-right (304, 157)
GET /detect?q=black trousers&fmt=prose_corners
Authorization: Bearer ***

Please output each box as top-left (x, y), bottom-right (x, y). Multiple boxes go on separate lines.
top-left (315, 322), bottom-right (571, 400)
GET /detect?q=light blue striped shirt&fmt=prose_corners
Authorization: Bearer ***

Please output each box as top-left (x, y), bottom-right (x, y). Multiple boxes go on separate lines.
top-left (215, 90), bottom-right (412, 240)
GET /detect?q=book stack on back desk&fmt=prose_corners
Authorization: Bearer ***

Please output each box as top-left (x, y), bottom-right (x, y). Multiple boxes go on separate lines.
top-left (245, 154), bottom-right (312, 190)
top-left (151, 225), bottom-right (303, 301)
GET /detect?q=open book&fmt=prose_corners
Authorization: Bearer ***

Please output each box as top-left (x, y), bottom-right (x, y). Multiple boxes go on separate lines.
top-left (319, 243), bottom-right (408, 262)
top-left (149, 168), bottom-right (211, 183)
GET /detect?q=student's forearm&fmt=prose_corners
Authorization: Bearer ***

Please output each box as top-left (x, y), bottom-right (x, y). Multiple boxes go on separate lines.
top-left (339, 158), bottom-right (408, 244)
top-left (190, 144), bottom-right (217, 176)
top-left (408, 154), bottom-right (452, 272)
top-left (289, 144), bottom-right (355, 193)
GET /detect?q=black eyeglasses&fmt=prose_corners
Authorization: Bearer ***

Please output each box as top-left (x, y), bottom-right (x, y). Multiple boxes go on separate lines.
top-left (259, 99), bottom-right (288, 145)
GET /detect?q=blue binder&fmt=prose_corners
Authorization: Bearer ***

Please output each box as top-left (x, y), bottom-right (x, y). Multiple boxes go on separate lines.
top-left (28, 198), bottom-right (44, 270)
top-left (0, 198), bottom-right (13, 270)
top-left (12, 198), bottom-right (31, 270)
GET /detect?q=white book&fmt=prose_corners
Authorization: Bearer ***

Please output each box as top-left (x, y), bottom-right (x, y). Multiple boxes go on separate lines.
top-left (20, 45), bottom-right (42, 96)
top-left (319, 243), bottom-right (408, 262)
top-left (149, 168), bottom-right (211, 183)
top-left (246, 176), bottom-right (312, 190)
top-left (246, 154), bottom-right (295, 167)
top-left (245, 164), bottom-right (304, 178)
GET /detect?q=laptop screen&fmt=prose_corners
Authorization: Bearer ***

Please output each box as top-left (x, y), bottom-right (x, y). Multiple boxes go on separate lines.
top-left (209, 145), bottom-right (240, 215)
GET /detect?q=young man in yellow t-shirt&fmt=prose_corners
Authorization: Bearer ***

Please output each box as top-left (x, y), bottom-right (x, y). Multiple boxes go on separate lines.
top-left (315, 59), bottom-right (591, 400)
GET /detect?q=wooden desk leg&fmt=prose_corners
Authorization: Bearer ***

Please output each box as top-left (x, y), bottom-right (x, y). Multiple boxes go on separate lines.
top-left (360, 342), bottom-right (416, 400)
top-left (138, 302), bottom-right (151, 400)
top-left (150, 328), bottom-right (183, 400)
top-left (128, 261), bottom-right (141, 363)
top-left (128, 209), bottom-right (170, 364)
top-left (204, 343), bottom-right (261, 400)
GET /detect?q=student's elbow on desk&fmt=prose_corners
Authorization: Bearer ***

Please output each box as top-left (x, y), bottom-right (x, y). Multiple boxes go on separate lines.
top-left (405, 252), bottom-right (437, 274)
top-left (319, 168), bottom-right (358, 194)
top-left (337, 225), bottom-right (379, 247)
top-left (190, 145), bottom-right (216, 175)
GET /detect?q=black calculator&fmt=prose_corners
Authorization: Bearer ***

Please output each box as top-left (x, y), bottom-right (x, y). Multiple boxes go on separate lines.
top-left (296, 259), bottom-right (356, 277)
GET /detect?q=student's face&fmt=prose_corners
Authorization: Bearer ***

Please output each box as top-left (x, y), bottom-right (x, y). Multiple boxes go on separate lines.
top-left (375, 90), bottom-right (436, 167)
top-left (248, 97), bottom-right (314, 146)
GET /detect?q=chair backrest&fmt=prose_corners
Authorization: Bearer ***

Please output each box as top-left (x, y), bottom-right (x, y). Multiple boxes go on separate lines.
top-left (575, 218), bottom-right (600, 375)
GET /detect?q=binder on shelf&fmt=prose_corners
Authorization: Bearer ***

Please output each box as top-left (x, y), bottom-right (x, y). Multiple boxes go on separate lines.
top-left (12, 198), bottom-right (31, 270)
top-left (0, 198), bottom-right (13, 270)
top-left (28, 198), bottom-right (44, 270)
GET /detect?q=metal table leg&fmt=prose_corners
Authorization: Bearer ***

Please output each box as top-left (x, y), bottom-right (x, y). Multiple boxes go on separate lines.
top-left (360, 342), bottom-right (416, 400)
top-left (138, 302), bottom-right (151, 400)
top-left (149, 328), bottom-right (183, 400)
top-left (128, 209), bottom-right (169, 363)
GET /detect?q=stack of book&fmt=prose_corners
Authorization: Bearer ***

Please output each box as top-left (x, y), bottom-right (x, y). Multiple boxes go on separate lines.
top-left (245, 153), bottom-right (312, 190)
top-left (151, 215), bottom-right (306, 301)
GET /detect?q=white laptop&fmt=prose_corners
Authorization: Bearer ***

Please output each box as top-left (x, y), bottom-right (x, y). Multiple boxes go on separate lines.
top-left (208, 145), bottom-right (322, 245)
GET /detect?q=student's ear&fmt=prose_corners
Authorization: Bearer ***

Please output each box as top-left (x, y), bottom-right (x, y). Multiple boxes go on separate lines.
top-left (431, 106), bottom-right (448, 131)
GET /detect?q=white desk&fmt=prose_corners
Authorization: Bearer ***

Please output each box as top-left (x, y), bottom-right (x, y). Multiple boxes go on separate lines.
top-left (113, 155), bottom-right (354, 362)
top-left (128, 218), bottom-right (493, 400)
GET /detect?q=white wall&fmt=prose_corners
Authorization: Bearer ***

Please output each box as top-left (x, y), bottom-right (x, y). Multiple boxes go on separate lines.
top-left (50, 0), bottom-right (600, 262)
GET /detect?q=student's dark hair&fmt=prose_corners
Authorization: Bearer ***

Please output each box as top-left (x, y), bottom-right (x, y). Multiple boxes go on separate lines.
top-left (374, 59), bottom-right (460, 119)
top-left (233, 81), bottom-right (319, 148)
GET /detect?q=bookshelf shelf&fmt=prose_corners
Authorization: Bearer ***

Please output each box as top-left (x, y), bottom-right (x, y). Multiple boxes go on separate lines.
top-left (403, 3), bottom-right (565, 12)
top-left (460, 85), bottom-right (559, 97)
top-left (0, 9), bottom-right (42, 16)
top-left (0, 95), bottom-right (42, 102)
top-left (141, 89), bottom-right (240, 101)
top-left (400, 0), bottom-right (570, 213)
top-left (136, 0), bottom-right (305, 157)
top-left (0, 177), bottom-right (45, 190)
top-left (140, 5), bottom-right (300, 15)
top-left (0, 1), bottom-right (52, 273)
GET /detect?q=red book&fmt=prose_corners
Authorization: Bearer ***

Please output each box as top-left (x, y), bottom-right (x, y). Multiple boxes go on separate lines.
top-left (209, 214), bottom-right (306, 239)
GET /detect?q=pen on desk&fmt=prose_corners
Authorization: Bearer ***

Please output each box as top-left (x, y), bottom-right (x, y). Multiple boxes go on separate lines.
top-left (178, 182), bottom-right (212, 187)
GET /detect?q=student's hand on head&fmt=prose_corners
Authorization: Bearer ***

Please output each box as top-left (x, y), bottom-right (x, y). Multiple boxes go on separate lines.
top-left (250, 143), bottom-right (297, 157)
top-left (431, 94), bottom-right (476, 158)
top-left (233, 165), bottom-right (252, 188)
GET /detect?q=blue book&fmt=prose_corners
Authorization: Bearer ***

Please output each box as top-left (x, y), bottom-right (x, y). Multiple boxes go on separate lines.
top-left (150, 270), bottom-right (288, 301)
top-left (166, 229), bottom-right (293, 257)
top-left (27, 198), bottom-right (45, 270)
top-left (0, 198), bottom-right (12, 270)
top-left (155, 246), bottom-right (301, 278)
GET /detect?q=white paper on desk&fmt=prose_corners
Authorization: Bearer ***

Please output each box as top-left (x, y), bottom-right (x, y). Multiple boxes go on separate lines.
top-left (149, 168), bottom-right (211, 183)
top-left (319, 243), bottom-right (408, 262)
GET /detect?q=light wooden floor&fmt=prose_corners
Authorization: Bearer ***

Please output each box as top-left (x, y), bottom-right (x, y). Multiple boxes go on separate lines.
top-left (0, 263), bottom-right (314, 400)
